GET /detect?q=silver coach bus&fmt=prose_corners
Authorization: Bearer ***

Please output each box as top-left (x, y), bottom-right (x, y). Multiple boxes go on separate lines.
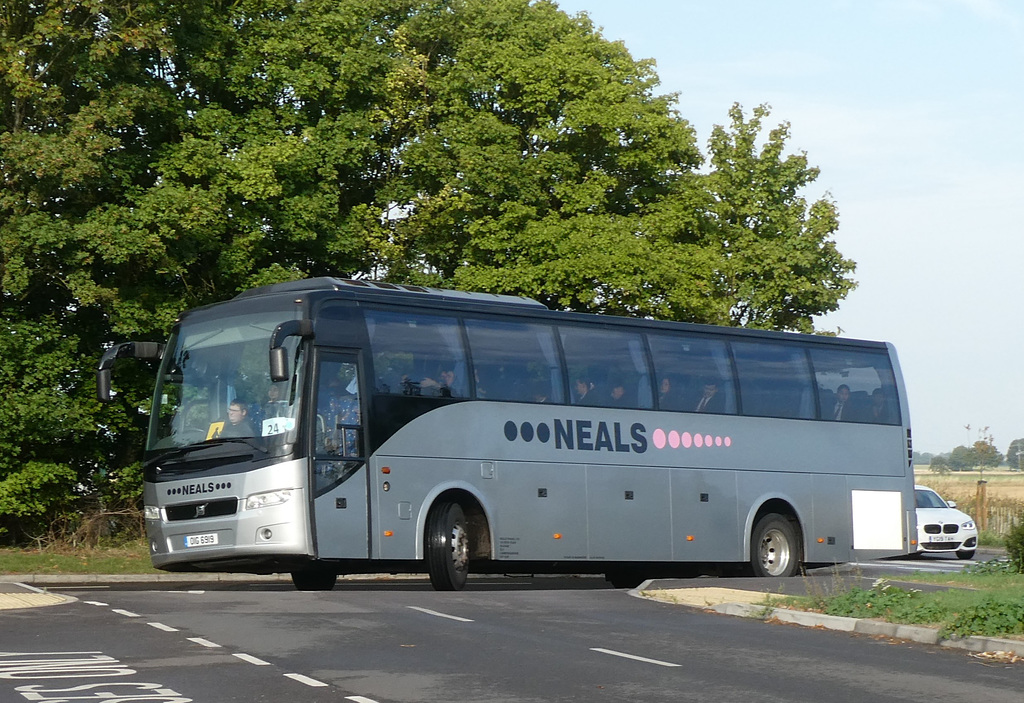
top-left (97, 278), bottom-right (915, 591)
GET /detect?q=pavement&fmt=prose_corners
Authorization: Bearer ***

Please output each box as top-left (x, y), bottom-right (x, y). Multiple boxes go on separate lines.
top-left (3, 553), bottom-right (1022, 662)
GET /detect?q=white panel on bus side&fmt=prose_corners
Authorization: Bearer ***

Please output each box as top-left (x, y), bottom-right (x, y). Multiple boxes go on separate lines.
top-left (851, 489), bottom-right (903, 551)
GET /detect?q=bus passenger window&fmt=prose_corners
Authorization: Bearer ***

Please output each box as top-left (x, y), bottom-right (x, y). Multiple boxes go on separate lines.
top-left (560, 327), bottom-right (652, 409)
top-left (809, 347), bottom-right (901, 425)
top-left (365, 310), bottom-right (468, 398)
top-left (732, 342), bottom-right (815, 420)
top-left (647, 333), bottom-right (736, 414)
top-left (464, 319), bottom-right (564, 403)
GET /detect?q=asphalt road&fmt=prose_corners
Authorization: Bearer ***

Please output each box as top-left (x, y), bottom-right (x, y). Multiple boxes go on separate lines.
top-left (3, 558), bottom-right (1022, 703)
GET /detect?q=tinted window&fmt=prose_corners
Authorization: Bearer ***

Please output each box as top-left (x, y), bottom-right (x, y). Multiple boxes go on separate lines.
top-left (560, 327), bottom-right (652, 408)
top-left (732, 342), bottom-right (815, 419)
top-left (366, 310), bottom-right (468, 398)
top-left (465, 319), bottom-right (564, 403)
top-left (647, 333), bottom-right (736, 414)
top-left (810, 347), bottom-right (900, 425)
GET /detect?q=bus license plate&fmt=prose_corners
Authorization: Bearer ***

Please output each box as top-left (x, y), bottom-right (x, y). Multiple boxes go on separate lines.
top-left (184, 533), bottom-right (219, 548)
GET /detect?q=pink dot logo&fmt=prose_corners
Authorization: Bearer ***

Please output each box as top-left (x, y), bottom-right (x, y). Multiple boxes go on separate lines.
top-left (681, 432), bottom-right (693, 448)
top-left (724, 436), bottom-right (732, 447)
top-left (705, 434), bottom-right (713, 447)
top-left (694, 433), bottom-right (704, 448)
top-left (668, 430), bottom-right (680, 448)
top-left (653, 428), bottom-right (667, 449)
top-left (715, 436), bottom-right (723, 447)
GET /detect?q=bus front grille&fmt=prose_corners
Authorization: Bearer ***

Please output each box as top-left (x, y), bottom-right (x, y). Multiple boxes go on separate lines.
top-left (166, 498), bottom-right (239, 522)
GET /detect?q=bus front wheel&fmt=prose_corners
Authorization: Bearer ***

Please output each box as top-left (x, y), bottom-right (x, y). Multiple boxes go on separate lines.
top-left (751, 513), bottom-right (801, 578)
top-left (426, 502), bottom-right (470, 591)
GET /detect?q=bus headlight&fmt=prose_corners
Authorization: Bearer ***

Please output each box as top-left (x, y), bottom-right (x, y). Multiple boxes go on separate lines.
top-left (245, 489), bottom-right (293, 510)
top-left (144, 505), bottom-right (161, 521)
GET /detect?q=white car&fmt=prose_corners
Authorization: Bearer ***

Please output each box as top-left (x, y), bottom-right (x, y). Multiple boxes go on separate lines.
top-left (914, 485), bottom-right (978, 559)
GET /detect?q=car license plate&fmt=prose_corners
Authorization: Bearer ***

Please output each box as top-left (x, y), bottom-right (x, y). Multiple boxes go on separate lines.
top-left (930, 535), bottom-right (954, 542)
top-left (184, 532), bottom-right (218, 548)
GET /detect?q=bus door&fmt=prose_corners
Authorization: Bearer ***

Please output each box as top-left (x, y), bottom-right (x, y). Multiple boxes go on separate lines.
top-left (311, 352), bottom-right (369, 559)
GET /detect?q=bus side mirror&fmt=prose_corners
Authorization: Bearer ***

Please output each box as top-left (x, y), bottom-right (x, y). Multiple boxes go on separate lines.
top-left (269, 319), bottom-right (314, 382)
top-left (96, 341), bottom-right (165, 402)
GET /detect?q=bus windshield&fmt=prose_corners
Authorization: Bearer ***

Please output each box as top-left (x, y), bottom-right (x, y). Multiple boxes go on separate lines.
top-left (147, 311), bottom-right (305, 458)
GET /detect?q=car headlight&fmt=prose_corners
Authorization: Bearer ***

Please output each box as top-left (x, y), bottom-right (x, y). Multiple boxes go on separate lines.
top-left (144, 505), bottom-right (161, 521)
top-left (962, 520), bottom-right (976, 530)
top-left (245, 489), bottom-right (293, 510)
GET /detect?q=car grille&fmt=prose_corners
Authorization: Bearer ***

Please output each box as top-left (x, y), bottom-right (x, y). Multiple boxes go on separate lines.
top-left (922, 523), bottom-right (959, 534)
top-left (166, 498), bottom-right (238, 522)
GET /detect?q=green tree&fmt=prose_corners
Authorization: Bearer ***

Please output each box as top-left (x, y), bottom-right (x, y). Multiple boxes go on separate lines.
top-left (949, 445), bottom-right (974, 472)
top-left (696, 104), bottom-right (855, 332)
top-left (1006, 438), bottom-right (1024, 471)
top-left (1, 0), bottom-right (858, 543)
top-left (971, 428), bottom-right (1002, 477)
top-left (929, 455), bottom-right (950, 475)
top-left (1, 0), bottom-right (174, 540)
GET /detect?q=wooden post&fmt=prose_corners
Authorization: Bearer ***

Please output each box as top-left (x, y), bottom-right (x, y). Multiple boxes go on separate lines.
top-left (976, 480), bottom-right (988, 532)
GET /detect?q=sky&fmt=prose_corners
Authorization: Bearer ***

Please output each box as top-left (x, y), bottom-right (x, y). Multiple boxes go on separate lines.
top-left (554, 0), bottom-right (1024, 456)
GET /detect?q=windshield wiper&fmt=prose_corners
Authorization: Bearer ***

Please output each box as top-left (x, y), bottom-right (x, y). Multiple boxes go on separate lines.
top-left (149, 437), bottom-right (266, 467)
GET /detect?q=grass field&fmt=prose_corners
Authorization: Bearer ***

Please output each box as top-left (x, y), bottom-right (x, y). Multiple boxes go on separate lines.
top-left (913, 468), bottom-right (1024, 502)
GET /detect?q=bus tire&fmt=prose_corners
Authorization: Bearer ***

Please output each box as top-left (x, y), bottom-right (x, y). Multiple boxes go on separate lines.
top-left (426, 502), bottom-right (470, 591)
top-left (605, 569), bottom-right (646, 589)
top-left (291, 570), bottom-right (337, 591)
top-left (751, 513), bottom-right (801, 578)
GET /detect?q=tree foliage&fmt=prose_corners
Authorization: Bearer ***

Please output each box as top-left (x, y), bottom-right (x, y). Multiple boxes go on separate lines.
top-left (1006, 438), bottom-right (1024, 470)
top-left (1, 0), bottom-right (856, 542)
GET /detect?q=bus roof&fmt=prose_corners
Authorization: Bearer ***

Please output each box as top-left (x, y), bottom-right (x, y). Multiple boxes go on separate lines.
top-left (233, 277), bottom-right (547, 309)
top-left (216, 277), bottom-right (889, 350)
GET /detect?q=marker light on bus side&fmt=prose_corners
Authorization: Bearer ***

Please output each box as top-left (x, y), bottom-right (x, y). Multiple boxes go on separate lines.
top-left (245, 489), bottom-right (293, 510)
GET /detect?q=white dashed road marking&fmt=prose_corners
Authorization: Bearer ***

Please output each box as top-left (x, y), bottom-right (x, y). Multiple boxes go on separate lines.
top-left (112, 608), bottom-right (141, 617)
top-left (233, 653), bottom-right (272, 666)
top-left (187, 637), bottom-right (222, 648)
top-left (148, 622), bottom-right (179, 632)
top-left (406, 605), bottom-right (474, 622)
top-left (590, 647), bottom-right (681, 667)
top-left (285, 673), bottom-right (329, 687)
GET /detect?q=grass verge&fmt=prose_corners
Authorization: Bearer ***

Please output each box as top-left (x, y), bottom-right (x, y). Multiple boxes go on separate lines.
top-left (787, 560), bottom-right (1024, 640)
top-left (0, 540), bottom-right (160, 575)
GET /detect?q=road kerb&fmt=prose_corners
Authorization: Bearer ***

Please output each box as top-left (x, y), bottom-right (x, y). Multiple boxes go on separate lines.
top-left (637, 588), bottom-right (1024, 659)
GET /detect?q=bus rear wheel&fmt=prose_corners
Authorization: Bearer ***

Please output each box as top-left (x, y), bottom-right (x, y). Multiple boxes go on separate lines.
top-left (426, 502), bottom-right (470, 591)
top-left (291, 570), bottom-right (337, 591)
top-left (751, 513), bottom-right (801, 578)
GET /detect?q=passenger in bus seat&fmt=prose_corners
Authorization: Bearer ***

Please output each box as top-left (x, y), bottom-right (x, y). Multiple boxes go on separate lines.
top-left (830, 384), bottom-right (851, 420)
top-left (421, 369), bottom-right (456, 397)
top-left (694, 381), bottom-right (723, 413)
top-left (262, 383), bottom-right (289, 419)
top-left (870, 388), bottom-right (892, 423)
top-left (573, 377), bottom-right (595, 404)
top-left (658, 377), bottom-right (674, 408)
top-left (608, 381), bottom-right (628, 406)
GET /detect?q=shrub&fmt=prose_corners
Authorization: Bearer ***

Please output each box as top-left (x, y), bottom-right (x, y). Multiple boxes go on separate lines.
top-left (1004, 518), bottom-right (1024, 573)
